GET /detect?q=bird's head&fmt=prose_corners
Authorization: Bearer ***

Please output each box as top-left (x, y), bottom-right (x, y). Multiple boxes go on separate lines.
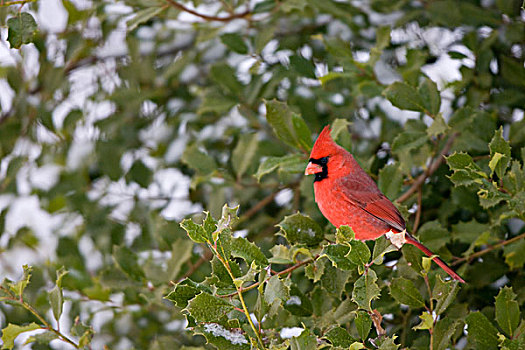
top-left (305, 125), bottom-right (350, 182)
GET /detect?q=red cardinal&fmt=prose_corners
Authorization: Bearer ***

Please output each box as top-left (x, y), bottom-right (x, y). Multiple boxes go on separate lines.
top-left (305, 126), bottom-right (465, 283)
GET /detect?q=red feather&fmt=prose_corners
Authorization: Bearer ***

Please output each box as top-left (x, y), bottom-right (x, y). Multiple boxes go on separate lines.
top-left (306, 125), bottom-right (465, 283)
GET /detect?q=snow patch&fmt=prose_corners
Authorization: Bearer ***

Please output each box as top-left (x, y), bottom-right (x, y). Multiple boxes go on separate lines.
top-left (280, 327), bottom-right (304, 339)
top-left (203, 323), bottom-right (248, 345)
top-left (285, 296), bottom-right (302, 306)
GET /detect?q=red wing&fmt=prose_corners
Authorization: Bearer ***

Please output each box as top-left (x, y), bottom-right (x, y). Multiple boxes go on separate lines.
top-left (335, 176), bottom-right (406, 232)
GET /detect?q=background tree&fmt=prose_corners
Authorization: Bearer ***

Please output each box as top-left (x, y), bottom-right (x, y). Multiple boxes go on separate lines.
top-left (0, 0), bottom-right (524, 349)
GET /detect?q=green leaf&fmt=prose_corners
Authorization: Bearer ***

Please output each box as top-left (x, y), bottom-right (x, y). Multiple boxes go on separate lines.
top-left (465, 311), bottom-right (499, 350)
top-left (70, 320), bottom-right (93, 347)
top-left (347, 240), bottom-right (371, 268)
top-left (231, 237), bottom-right (268, 267)
top-left (305, 258), bottom-right (326, 282)
top-left (418, 220), bottom-right (450, 251)
top-left (477, 179), bottom-right (510, 209)
top-left (285, 285), bottom-right (313, 316)
top-left (125, 160), bottom-right (153, 188)
top-left (195, 323), bottom-right (249, 350)
top-left (96, 141), bottom-right (122, 180)
top-left (322, 244), bottom-right (355, 270)
top-left (383, 82), bottom-right (425, 112)
top-left (336, 225), bottom-right (355, 244)
top-left (181, 144), bottom-right (217, 175)
top-left (112, 245), bottom-right (145, 281)
top-left (264, 275), bottom-right (289, 305)
top-left (389, 277), bottom-right (425, 308)
top-left (209, 63), bottom-right (243, 95)
top-left (376, 335), bottom-right (400, 349)
top-left (24, 331), bottom-right (58, 346)
top-left (330, 118), bottom-right (352, 140)
top-left (278, 212), bottom-right (324, 247)
top-left (432, 276), bottom-right (459, 315)
top-left (446, 152), bottom-right (488, 186)
top-left (165, 280), bottom-right (211, 308)
top-left (265, 100), bottom-right (311, 152)
top-left (418, 77), bottom-right (441, 116)
top-left (323, 326), bottom-right (358, 347)
top-left (289, 55), bottom-right (316, 79)
top-left (7, 13), bottom-right (38, 49)
top-left (1, 323), bottom-right (40, 350)
top-left (321, 263), bottom-right (351, 298)
top-left (290, 329), bottom-right (317, 350)
top-left (427, 114), bottom-right (449, 137)
top-left (255, 154), bottom-right (305, 181)
top-left (391, 130), bottom-right (428, 153)
top-left (503, 239), bottom-right (525, 270)
top-left (369, 26), bottom-right (391, 64)
top-left (180, 218), bottom-right (211, 244)
top-left (352, 269), bottom-right (380, 311)
top-left (219, 204), bottom-right (238, 231)
top-left (433, 317), bottom-right (459, 350)
top-left (355, 310), bottom-right (372, 340)
top-left (49, 267), bottom-right (68, 323)
top-left (495, 286), bottom-right (520, 337)
top-left (232, 133), bottom-right (259, 179)
top-left (371, 236), bottom-right (397, 265)
top-left (378, 163), bottom-right (403, 199)
top-left (412, 312), bottom-right (433, 330)
top-left (126, 6), bottom-right (164, 31)
top-left (167, 238), bottom-right (194, 281)
top-left (489, 127), bottom-right (511, 178)
top-left (186, 292), bottom-right (235, 322)
top-left (9, 265), bottom-right (32, 297)
top-left (220, 33), bottom-right (248, 54)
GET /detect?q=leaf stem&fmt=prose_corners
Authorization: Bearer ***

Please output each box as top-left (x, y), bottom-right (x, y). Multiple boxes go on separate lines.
top-left (423, 275), bottom-right (434, 350)
top-left (451, 231), bottom-right (525, 266)
top-left (212, 248), bottom-right (266, 349)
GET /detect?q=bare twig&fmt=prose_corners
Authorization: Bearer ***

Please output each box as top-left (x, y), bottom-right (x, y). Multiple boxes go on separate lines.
top-left (451, 232), bottom-right (525, 266)
top-left (397, 134), bottom-right (457, 203)
top-left (413, 188), bottom-right (423, 233)
top-left (172, 250), bottom-right (213, 284)
top-left (238, 191), bottom-right (280, 224)
top-left (165, 0), bottom-right (250, 22)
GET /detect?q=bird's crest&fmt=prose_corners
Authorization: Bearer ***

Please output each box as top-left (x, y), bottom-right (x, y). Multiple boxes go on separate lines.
top-left (310, 125), bottom-right (337, 158)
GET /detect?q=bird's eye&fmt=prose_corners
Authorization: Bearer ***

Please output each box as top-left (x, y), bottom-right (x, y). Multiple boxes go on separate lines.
top-left (320, 156), bottom-right (329, 165)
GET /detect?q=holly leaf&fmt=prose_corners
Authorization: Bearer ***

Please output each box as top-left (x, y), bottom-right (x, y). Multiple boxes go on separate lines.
top-left (413, 312), bottom-right (434, 330)
top-left (352, 269), bottom-right (380, 311)
top-left (466, 311), bottom-right (499, 349)
top-left (49, 267), bottom-right (68, 323)
top-left (495, 286), bottom-right (520, 338)
top-left (7, 13), bottom-right (38, 49)
top-left (355, 310), bottom-right (372, 340)
top-left (278, 213), bottom-right (324, 247)
top-left (1, 323), bottom-right (40, 349)
top-left (389, 277), bottom-right (426, 308)
top-left (186, 292), bottom-right (235, 322)
top-left (112, 245), bottom-right (145, 281)
top-left (383, 82), bottom-right (425, 112)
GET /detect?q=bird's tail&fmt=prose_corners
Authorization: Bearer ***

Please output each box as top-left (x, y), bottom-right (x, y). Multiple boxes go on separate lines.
top-left (405, 232), bottom-right (465, 283)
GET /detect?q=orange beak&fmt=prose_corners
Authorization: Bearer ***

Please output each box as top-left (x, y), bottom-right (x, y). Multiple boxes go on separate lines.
top-left (305, 162), bottom-right (322, 175)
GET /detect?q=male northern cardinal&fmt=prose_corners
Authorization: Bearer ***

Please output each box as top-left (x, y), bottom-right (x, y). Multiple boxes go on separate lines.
top-left (305, 126), bottom-right (465, 283)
